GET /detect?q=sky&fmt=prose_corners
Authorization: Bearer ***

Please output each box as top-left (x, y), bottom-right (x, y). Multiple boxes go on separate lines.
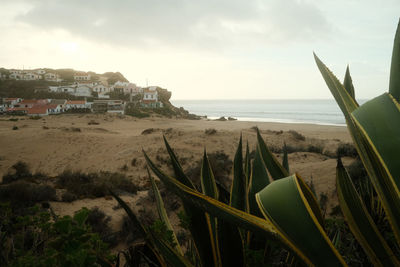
top-left (0, 0), bottom-right (399, 100)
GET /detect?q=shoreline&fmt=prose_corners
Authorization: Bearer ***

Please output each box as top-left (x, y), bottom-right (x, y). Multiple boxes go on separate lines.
top-left (206, 116), bottom-right (347, 127)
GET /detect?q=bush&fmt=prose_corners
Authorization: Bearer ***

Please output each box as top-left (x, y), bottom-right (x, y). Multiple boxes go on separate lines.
top-left (61, 191), bottom-right (78, 202)
top-left (141, 128), bottom-right (155, 135)
top-left (337, 142), bottom-right (358, 158)
top-left (0, 204), bottom-right (114, 266)
top-left (307, 144), bottom-right (324, 154)
top-left (288, 130), bottom-right (306, 141)
top-left (0, 181), bottom-right (56, 205)
top-left (12, 125), bottom-right (18, 130)
top-left (88, 120), bottom-right (100, 125)
top-left (2, 161), bottom-right (32, 184)
top-left (205, 128), bottom-right (217, 135)
top-left (57, 170), bottom-right (138, 198)
top-left (87, 207), bottom-right (118, 247)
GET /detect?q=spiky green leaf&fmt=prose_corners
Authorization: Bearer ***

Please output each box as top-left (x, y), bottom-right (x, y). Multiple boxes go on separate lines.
top-left (230, 135), bottom-right (246, 211)
top-left (149, 170), bottom-right (183, 256)
top-left (336, 158), bottom-right (400, 266)
top-left (282, 142), bottom-right (289, 173)
top-left (389, 19), bottom-right (400, 101)
top-left (256, 174), bottom-right (346, 267)
top-left (343, 65), bottom-right (355, 99)
top-left (256, 128), bottom-right (289, 180)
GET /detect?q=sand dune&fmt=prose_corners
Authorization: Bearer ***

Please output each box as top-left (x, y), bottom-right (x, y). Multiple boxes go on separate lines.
top-left (0, 114), bottom-right (354, 231)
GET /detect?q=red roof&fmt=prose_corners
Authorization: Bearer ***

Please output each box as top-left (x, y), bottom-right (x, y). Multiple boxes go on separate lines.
top-left (5, 98), bottom-right (19, 101)
top-left (27, 107), bottom-right (48, 115)
top-left (66, 100), bottom-right (86, 105)
top-left (7, 107), bottom-right (28, 112)
top-left (45, 104), bottom-right (58, 109)
top-left (20, 99), bottom-right (48, 105)
top-left (74, 72), bottom-right (88, 76)
top-left (143, 88), bottom-right (157, 93)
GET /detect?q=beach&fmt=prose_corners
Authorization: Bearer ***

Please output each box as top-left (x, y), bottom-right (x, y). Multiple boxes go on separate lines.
top-left (0, 114), bottom-right (354, 237)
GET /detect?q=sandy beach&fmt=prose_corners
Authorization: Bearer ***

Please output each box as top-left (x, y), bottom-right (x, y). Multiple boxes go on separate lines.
top-left (0, 114), bottom-right (354, 236)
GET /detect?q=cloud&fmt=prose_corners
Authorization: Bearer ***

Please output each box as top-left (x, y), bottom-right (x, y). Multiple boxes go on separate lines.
top-left (14, 0), bottom-right (333, 49)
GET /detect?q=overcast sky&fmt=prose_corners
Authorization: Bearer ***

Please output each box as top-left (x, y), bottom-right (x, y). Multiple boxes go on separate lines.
top-left (0, 0), bottom-right (399, 100)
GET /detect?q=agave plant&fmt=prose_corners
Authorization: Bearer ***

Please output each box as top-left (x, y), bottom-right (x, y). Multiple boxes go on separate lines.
top-left (113, 19), bottom-right (400, 266)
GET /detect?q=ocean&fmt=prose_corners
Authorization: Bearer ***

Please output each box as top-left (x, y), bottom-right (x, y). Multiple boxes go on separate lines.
top-left (171, 99), bottom-right (367, 126)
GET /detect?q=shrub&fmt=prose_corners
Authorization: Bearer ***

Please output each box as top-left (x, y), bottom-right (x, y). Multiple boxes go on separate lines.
top-left (0, 204), bottom-right (114, 266)
top-left (8, 118), bottom-right (18, 121)
top-left (57, 170), bottom-right (138, 198)
top-left (2, 161), bottom-right (32, 184)
top-left (88, 120), bottom-right (100, 125)
top-left (141, 128), bottom-right (155, 135)
top-left (205, 128), bottom-right (217, 135)
top-left (307, 144), bottom-right (324, 154)
top-left (12, 125), bottom-right (18, 130)
top-left (337, 142), bottom-right (358, 158)
top-left (87, 207), bottom-right (118, 247)
top-left (0, 181), bottom-right (56, 205)
top-left (29, 116), bottom-right (41, 120)
top-left (288, 130), bottom-right (306, 141)
top-left (61, 191), bottom-right (78, 202)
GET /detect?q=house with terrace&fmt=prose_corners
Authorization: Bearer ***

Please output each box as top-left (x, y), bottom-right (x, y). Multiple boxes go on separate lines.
top-left (74, 72), bottom-right (91, 81)
top-left (140, 87), bottom-right (163, 108)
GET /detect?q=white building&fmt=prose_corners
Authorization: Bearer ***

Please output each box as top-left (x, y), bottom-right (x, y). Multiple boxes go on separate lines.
top-left (74, 85), bottom-right (92, 97)
top-left (74, 72), bottom-right (91, 81)
top-left (93, 84), bottom-right (110, 93)
top-left (35, 69), bottom-right (46, 75)
top-left (143, 88), bottom-right (158, 101)
top-left (49, 86), bottom-right (75, 94)
top-left (44, 72), bottom-right (60, 81)
top-left (66, 100), bottom-right (90, 109)
top-left (23, 72), bottom-right (41, 80)
top-left (113, 81), bottom-right (139, 94)
top-left (9, 73), bottom-right (23, 80)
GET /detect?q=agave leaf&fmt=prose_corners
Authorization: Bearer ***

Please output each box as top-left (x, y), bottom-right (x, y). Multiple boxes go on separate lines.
top-left (343, 65), bottom-right (355, 100)
top-left (389, 19), bottom-right (400, 101)
top-left (248, 145), bottom-right (270, 218)
top-left (200, 149), bottom-right (221, 266)
top-left (144, 150), bottom-right (322, 266)
top-left (352, 93), bottom-right (400, 189)
top-left (163, 135), bottom-right (196, 189)
top-left (218, 220), bottom-right (244, 267)
top-left (315, 54), bottom-right (400, 246)
top-left (282, 142), bottom-right (289, 173)
top-left (149, 169), bottom-right (183, 256)
top-left (256, 174), bottom-right (346, 267)
top-left (336, 158), bottom-right (400, 266)
top-left (247, 145), bottom-right (270, 250)
top-left (109, 190), bottom-right (167, 266)
top-left (149, 231), bottom-right (194, 267)
top-left (201, 149), bottom-right (219, 199)
top-left (256, 128), bottom-right (289, 180)
top-left (244, 141), bottom-right (251, 205)
top-left (109, 190), bottom-right (147, 238)
top-left (314, 54), bottom-right (359, 118)
top-left (162, 138), bottom-right (215, 267)
top-left (230, 135), bottom-right (246, 211)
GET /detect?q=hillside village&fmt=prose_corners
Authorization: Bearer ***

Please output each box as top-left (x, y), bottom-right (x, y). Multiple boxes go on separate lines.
top-left (0, 68), bottom-right (168, 116)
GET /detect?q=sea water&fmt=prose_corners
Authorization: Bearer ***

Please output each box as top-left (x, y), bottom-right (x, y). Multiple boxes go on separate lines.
top-left (171, 99), bottom-right (367, 126)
